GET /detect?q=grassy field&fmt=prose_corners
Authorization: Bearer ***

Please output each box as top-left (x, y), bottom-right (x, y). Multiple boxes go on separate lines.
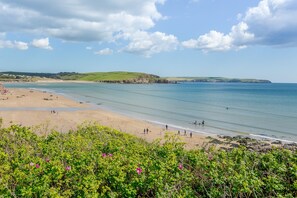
top-left (1, 122), bottom-right (297, 197)
top-left (59, 72), bottom-right (159, 82)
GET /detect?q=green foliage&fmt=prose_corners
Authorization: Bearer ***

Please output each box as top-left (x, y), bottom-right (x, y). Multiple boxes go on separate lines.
top-left (1, 124), bottom-right (297, 197)
top-left (58, 71), bottom-right (163, 83)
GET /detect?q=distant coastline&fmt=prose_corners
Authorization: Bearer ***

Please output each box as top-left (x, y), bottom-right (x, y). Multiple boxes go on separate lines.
top-left (166, 77), bottom-right (271, 83)
top-left (0, 71), bottom-right (271, 84)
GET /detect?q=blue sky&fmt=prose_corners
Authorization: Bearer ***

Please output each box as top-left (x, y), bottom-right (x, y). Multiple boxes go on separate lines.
top-left (0, 0), bottom-right (297, 82)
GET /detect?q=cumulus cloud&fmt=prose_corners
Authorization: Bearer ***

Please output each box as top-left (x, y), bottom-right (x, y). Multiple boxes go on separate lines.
top-left (122, 31), bottom-right (179, 57)
top-left (0, 0), bottom-right (165, 42)
top-left (183, 0), bottom-right (297, 51)
top-left (182, 22), bottom-right (254, 51)
top-left (0, 39), bottom-right (28, 50)
top-left (244, 0), bottom-right (297, 46)
top-left (31, 38), bottom-right (52, 50)
top-left (94, 48), bottom-right (113, 55)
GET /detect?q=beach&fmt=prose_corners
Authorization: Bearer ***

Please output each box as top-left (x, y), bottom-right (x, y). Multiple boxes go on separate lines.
top-left (0, 88), bottom-right (210, 149)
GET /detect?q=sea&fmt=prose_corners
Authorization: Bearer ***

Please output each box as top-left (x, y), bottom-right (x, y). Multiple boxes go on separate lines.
top-left (4, 82), bottom-right (297, 142)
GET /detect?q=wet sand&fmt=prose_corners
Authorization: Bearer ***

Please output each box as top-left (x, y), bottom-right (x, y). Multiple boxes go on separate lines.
top-left (0, 88), bottom-right (211, 149)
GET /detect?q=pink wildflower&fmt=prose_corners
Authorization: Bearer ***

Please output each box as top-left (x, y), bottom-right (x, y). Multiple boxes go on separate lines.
top-left (45, 158), bottom-right (50, 162)
top-left (108, 153), bottom-right (113, 157)
top-left (102, 153), bottom-right (107, 157)
top-left (65, 166), bottom-right (71, 171)
top-left (29, 162), bottom-right (34, 166)
top-left (35, 164), bottom-right (40, 168)
top-left (178, 163), bottom-right (183, 170)
top-left (136, 167), bottom-right (143, 175)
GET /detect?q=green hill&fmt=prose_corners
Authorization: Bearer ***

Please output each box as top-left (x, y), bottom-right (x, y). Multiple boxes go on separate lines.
top-left (0, 71), bottom-right (169, 83)
top-left (56, 71), bottom-right (168, 83)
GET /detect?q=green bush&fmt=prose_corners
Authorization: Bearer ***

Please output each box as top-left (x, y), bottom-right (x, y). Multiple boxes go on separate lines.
top-left (0, 124), bottom-right (297, 197)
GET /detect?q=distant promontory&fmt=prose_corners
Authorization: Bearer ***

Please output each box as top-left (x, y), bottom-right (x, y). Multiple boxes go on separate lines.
top-left (166, 77), bottom-right (271, 83)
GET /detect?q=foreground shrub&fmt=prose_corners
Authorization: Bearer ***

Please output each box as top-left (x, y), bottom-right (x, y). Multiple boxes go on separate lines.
top-left (0, 124), bottom-right (297, 197)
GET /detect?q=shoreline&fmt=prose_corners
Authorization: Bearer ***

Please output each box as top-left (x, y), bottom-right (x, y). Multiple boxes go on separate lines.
top-left (0, 88), bottom-right (211, 149)
top-left (1, 87), bottom-right (295, 150)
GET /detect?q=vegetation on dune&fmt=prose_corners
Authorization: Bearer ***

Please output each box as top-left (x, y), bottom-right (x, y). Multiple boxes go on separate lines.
top-left (1, 124), bottom-right (297, 197)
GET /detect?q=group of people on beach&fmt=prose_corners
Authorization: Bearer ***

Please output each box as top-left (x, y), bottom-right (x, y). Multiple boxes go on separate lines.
top-left (50, 110), bottom-right (57, 114)
top-left (144, 123), bottom-right (197, 138)
top-left (143, 128), bottom-right (149, 134)
top-left (193, 120), bottom-right (205, 126)
top-left (177, 130), bottom-right (193, 138)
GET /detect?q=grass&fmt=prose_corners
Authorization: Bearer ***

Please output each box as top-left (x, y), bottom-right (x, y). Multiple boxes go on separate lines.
top-left (0, 71), bottom-right (162, 83)
top-left (55, 71), bottom-right (163, 83)
top-left (77, 72), bottom-right (157, 81)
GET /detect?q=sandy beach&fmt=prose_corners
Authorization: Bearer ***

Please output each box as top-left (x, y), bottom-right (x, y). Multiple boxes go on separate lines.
top-left (0, 88), bottom-right (211, 149)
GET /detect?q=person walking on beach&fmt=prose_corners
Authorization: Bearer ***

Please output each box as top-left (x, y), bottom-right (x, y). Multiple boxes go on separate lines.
top-left (165, 125), bottom-right (168, 130)
top-left (146, 128), bottom-right (149, 134)
top-left (184, 130), bottom-right (187, 136)
top-left (177, 130), bottom-right (180, 135)
top-left (144, 129), bottom-right (146, 134)
top-left (190, 132), bottom-right (192, 138)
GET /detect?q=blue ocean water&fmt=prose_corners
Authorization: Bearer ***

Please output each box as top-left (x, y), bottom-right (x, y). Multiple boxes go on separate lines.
top-left (5, 82), bottom-right (297, 141)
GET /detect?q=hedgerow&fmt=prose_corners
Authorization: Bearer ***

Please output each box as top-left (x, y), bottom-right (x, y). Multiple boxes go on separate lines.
top-left (0, 124), bottom-right (297, 197)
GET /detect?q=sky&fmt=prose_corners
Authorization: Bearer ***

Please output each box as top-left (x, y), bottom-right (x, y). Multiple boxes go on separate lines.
top-left (0, 0), bottom-right (297, 82)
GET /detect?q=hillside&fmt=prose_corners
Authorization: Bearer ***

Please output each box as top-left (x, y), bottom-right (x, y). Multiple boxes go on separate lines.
top-left (0, 71), bottom-right (169, 83)
top-left (56, 71), bottom-right (168, 83)
top-left (166, 77), bottom-right (271, 83)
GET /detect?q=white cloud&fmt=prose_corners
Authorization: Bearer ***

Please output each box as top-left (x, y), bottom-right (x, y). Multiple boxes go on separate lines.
top-left (243, 0), bottom-right (297, 46)
top-left (14, 41), bottom-right (29, 50)
top-left (122, 31), bottom-right (179, 57)
top-left (182, 22), bottom-right (254, 51)
top-left (183, 0), bottom-right (297, 51)
top-left (86, 46), bottom-right (92, 50)
top-left (0, 39), bottom-right (28, 50)
top-left (31, 38), bottom-right (52, 50)
top-left (94, 48), bottom-right (113, 55)
top-left (0, 0), bottom-right (165, 42)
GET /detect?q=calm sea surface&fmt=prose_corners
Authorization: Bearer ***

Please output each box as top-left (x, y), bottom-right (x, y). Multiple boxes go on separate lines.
top-left (5, 82), bottom-right (297, 141)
